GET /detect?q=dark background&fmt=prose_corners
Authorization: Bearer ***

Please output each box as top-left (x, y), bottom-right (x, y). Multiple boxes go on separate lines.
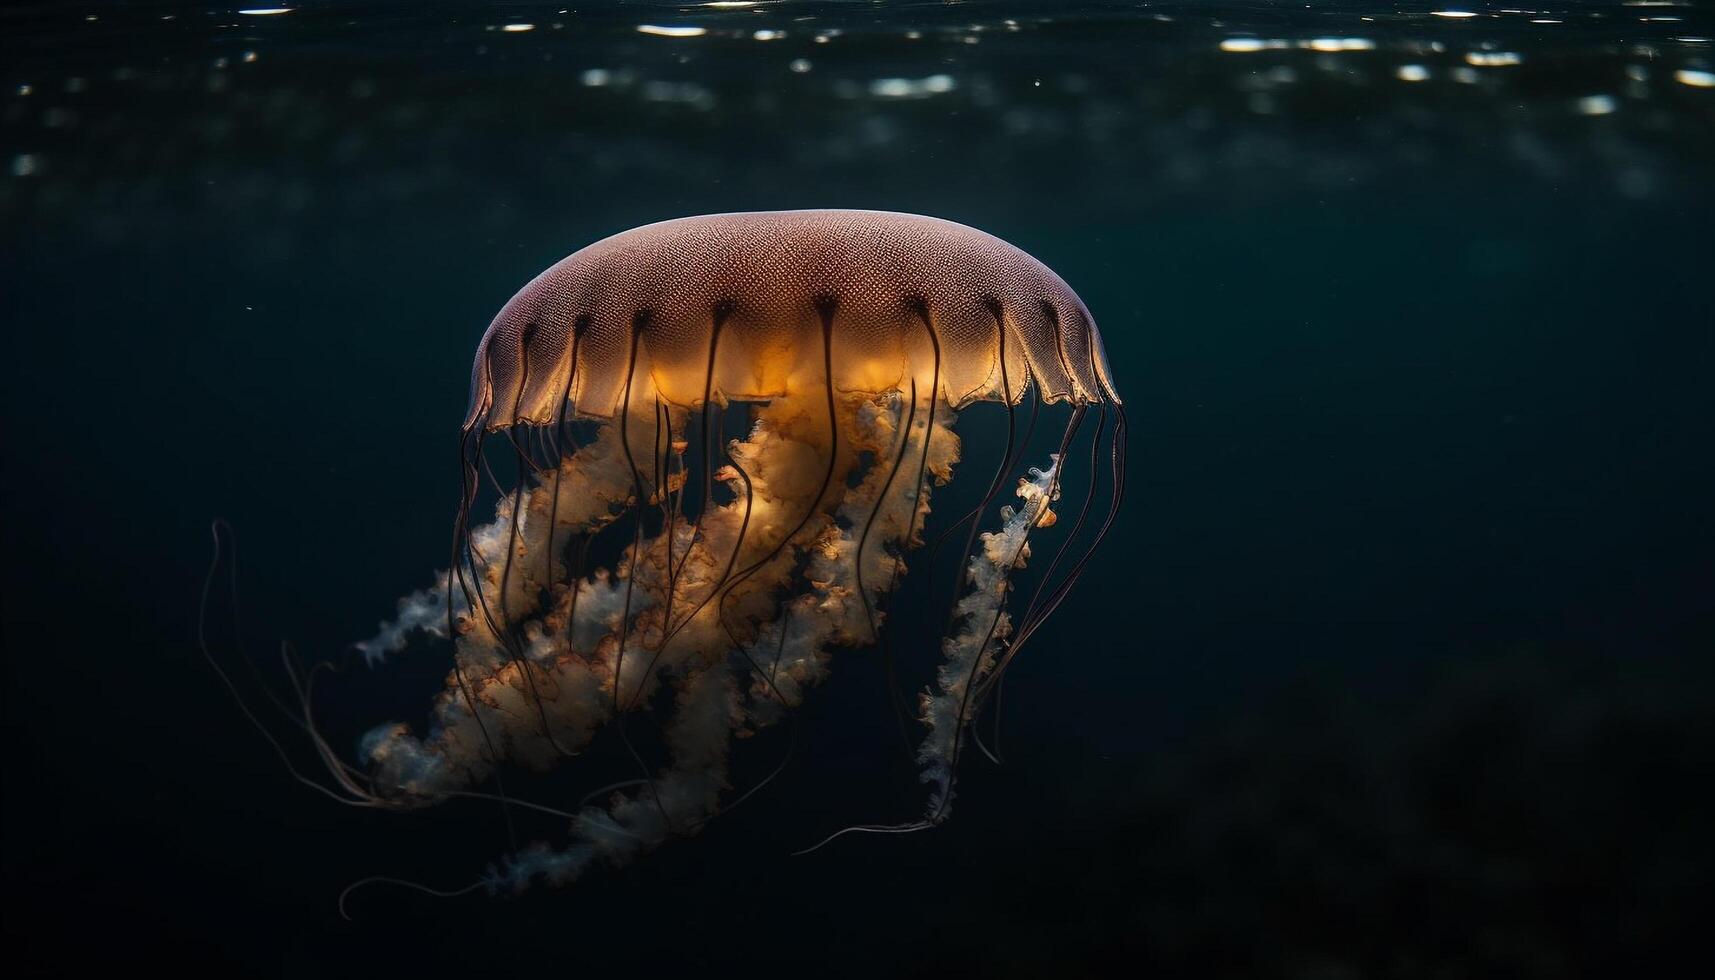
top-left (3, 2), bottom-right (1712, 977)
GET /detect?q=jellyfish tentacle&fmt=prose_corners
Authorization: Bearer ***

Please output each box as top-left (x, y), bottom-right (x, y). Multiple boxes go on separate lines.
top-left (915, 477), bottom-right (1031, 818)
top-left (675, 303), bottom-right (731, 585)
top-left (651, 397), bottom-right (678, 590)
top-left (654, 397), bottom-right (676, 622)
top-left (922, 384), bottom-right (1039, 618)
top-left (791, 819), bottom-right (935, 857)
top-left (448, 433), bottom-right (518, 848)
top-left (660, 415), bottom-right (756, 648)
top-left (497, 335), bottom-right (578, 757)
top-left (688, 401), bottom-right (847, 742)
top-left (443, 391), bottom-right (525, 843)
top-left (711, 384), bottom-right (960, 836)
top-left (760, 385), bottom-right (966, 846)
top-left (607, 308), bottom-right (674, 829)
top-left (542, 315), bottom-right (586, 602)
top-left (710, 395), bottom-right (841, 701)
top-left (853, 381), bottom-right (918, 644)
top-left (360, 403), bottom-right (641, 804)
top-left (919, 403), bottom-right (1074, 822)
top-left (938, 300), bottom-right (1019, 646)
top-left (475, 427), bottom-right (511, 502)
top-left (1008, 401), bottom-right (1106, 652)
top-left (933, 404), bottom-right (1084, 817)
top-left (541, 314), bottom-right (591, 770)
top-left (928, 308), bottom-right (1120, 789)
top-left (610, 389), bottom-right (809, 734)
top-left (561, 531), bottom-right (593, 651)
top-left (970, 395), bottom-right (1125, 779)
top-left (197, 522), bottom-right (392, 809)
top-left (652, 398), bottom-right (666, 508)
top-left (1003, 331), bottom-right (1130, 658)
top-left (977, 401), bottom-right (1107, 760)
top-left (873, 302), bottom-right (947, 760)
top-left (691, 303), bottom-right (847, 750)
top-left (653, 407), bottom-right (738, 647)
top-left (611, 309), bottom-right (657, 712)
top-left (987, 403), bottom-right (1109, 702)
top-left (483, 661), bottom-right (743, 894)
top-left (989, 408), bottom-right (1126, 697)
top-left (291, 650), bottom-right (418, 808)
top-left (338, 875), bottom-right (486, 921)
top-left (618, 396), bottom-right (691, 683)
top-left (713, 298), bottom-right (843, 613)
top-left (662, 305), bottom-right (729, 639)
top-left (458, 396), bottom-right (518, 655)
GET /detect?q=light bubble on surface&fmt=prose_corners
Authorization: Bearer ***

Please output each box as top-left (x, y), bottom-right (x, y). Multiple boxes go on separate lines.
top-left (1577, 95), bottom-right (1619, 115)
top-left (12, 153), bottom-right (40, 177)
top-left (502, 24), bottom-right (535, 34)
top-left (1431, 10), bottom-right (1480, 18)
top-left (869, 75), bottom-right (956, 98)
top-left (1310, 38), bottom-right (1376, 52)
top-left (1396, 65), bottom-right (1431, 82)
top-left (1220, 38), bottom-right (1288, 53)
top-left (1674, 68), bottom-right (1715, 87)
top-left (753, 30), bottom-right (785, 42)
top-left (637, 25), bottom-right (707, 39)
top-left (1466, 51), bottom-right (1523, 66)
top-left (237, 7), bottom-right (293, 14)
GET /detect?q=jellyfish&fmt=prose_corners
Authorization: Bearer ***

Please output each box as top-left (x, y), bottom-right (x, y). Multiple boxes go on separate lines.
top-left (223, 210), bottom-right (1124, 897)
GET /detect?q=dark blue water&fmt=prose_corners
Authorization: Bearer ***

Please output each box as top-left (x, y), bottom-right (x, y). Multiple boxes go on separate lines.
top-left (3, 2), bottom-right (1712, 976)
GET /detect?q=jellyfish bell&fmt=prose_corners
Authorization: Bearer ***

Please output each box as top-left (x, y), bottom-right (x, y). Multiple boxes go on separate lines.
top-left (220, 210), bottom-right (1124, 898)
top-left (465, 211), bottom-right (1118, 427)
